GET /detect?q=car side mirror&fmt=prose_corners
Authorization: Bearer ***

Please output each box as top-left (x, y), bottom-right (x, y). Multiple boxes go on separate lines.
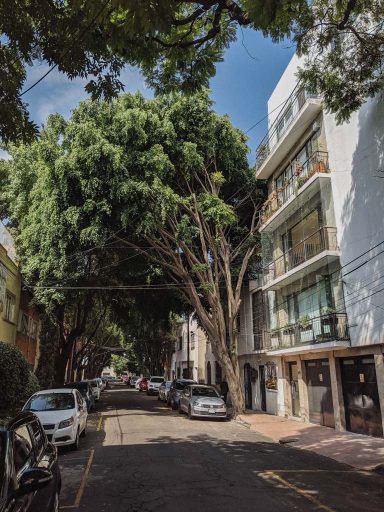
top-left (17, 468), bottom-right (53, 496)
top-left (220, 395), bottom-right (225, 400)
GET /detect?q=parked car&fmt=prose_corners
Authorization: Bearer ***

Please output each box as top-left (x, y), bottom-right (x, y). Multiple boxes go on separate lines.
top-left (0, 411), bottom-right (61, 512)
top-left (95, 377), bottom-right (106, 391)
top-left (23, 388), bottom-right (88, 449)
top-left (138, 377), bottom-right (149, 392)
top-left (179, 384), bottom-right (227, 420)
top-left (147, 376), bottom-right (164, 395)
top-left (135, 377), bottom-right (144, 389)
top-left (158, 381), bottom-right (172, 402)
top-left (64, 381), bottom-right (95, 411)
top-left (168, 379), bottom-right (196, 410)
top-left (88, 379), bottom-right (101, 401)
top-left (130, 376), bottom-right (140, 388)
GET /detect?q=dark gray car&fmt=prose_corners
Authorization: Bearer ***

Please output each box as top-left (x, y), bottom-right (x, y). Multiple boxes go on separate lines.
top-left (179, 384), bottom-right (227, 420)
top-left (167, 379), bottom-right (196, 409)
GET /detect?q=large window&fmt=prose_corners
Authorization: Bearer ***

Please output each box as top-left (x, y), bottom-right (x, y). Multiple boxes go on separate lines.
top-left (287, 279), bottom-right (332, 324)
top-left (4, 291), bottom-right (15, 322)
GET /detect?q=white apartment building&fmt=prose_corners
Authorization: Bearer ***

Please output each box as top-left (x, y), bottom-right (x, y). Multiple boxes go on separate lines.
top-left (240, 54), bottom-right (384, 438)
top-left (169, 315), bottom-right (220, 385)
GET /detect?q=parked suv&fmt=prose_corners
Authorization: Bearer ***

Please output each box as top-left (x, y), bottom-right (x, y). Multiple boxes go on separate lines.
top-left (168, 379), bottom-right (196, 410)
top-left (0, 411), bottom-right (61, 512)
top-left (147, 376), bottom-right (164, 396)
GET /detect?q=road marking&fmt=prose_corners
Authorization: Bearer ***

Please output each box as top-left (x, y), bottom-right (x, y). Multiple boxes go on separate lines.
top-left (262, 471), bottom-right (337, 512)
top-left (61, 448), bottom-right (95, 509)
top-left (97, 414), bottom-right (103, 431)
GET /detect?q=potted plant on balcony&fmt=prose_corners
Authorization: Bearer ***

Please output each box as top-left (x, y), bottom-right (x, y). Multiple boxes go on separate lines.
top-left (297, 175), bottom-right (309, 190)
top-left (320, 307), bottom-right (337, 326)
top-left (281, 323), bottom-right (294, 348)
top-left (298, 314), bottom-right (313, 342)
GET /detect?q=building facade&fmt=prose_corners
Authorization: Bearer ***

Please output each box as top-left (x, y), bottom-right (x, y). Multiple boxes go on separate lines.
top-left (170, 315), bottom-right (220, 385)
top-left (15, 289), bottom-right (41, 369)
top-left (0, 242), bottom-right (21, 347)
top-left (241, 54), bottom-right (384, 437)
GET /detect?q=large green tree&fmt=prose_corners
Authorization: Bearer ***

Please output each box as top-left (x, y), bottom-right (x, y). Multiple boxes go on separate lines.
top-left (1, 91), bottom-right (264, 414)
top-left (1, 1), bottom-right (383, 142)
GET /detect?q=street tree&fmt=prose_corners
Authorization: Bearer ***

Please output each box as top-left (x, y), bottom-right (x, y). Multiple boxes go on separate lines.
top-left (1, 1), bottom-right (383, 142)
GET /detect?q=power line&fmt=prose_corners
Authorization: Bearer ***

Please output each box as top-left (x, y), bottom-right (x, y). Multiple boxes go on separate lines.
top-left (21, 0), bottom-right (111, 97)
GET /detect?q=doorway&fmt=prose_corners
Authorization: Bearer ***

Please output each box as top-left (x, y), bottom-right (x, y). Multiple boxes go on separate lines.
top-left (259, 365), bottom-right (267, 412)
top-left (305, 359), bottom-right (335, 428)
top-left (340, 356), bottom-right (383, 437)
top-left (288, 361), bottom-right (300, 417)
top-left (244, 363), bottom-right (253, 409)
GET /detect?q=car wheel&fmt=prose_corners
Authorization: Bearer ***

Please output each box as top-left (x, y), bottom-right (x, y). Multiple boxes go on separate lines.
top-left (157, 395), bottom-right (161, 401)
top-left (71, 429), bottom-right (80, 451)
top-left (188, 406), bottom-right (194, 420)
top-left (51, 491), bottom-right (59, 512)
top-left (171, 399), bottom-right (177, 410)
top-left (178, 404), bottom-right (184, 414)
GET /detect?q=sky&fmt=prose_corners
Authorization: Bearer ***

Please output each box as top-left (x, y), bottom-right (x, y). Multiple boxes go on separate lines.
top-left (19, 29), bottom-right (295, 164)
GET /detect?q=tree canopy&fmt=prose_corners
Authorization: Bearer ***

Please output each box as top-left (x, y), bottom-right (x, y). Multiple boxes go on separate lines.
top-left (1, 0), bottom-right (383, 142)
top-left (1, 90), bottom-right (264, 413)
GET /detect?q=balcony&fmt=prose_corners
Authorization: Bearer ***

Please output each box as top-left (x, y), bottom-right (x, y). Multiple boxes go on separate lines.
top-left (260, 151), bottom-right (330, 231)
top-left (255, 88), bottom-right (322, 180)
top-left (265, 313), bottom-right (350, 355)
top-left (263, 227), bottom-right (339, 290)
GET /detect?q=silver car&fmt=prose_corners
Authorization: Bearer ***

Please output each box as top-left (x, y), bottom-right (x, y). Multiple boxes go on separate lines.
top-left (158, 381), bottom-right (172, 402)
top-left (179, 384), bottom-right (227, 420)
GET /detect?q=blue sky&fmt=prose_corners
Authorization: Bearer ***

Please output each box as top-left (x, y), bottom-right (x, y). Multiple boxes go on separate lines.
top-left (20, 29), bottom-right (295, 163)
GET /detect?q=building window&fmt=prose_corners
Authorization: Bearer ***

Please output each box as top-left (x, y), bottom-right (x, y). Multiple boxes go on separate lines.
top-left (178, 336), bottom-right (182, 351)
top-left (4, 291), bottom-right (15, 323)
top-left (29, 320), bottom-right (38, 339)
top-left (18, 312), bottom-right (29, 334)
top-left (265, 361), bottom-right (277, 390)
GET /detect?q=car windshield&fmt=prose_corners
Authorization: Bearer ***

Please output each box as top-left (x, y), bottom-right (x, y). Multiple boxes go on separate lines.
top-left (192, 387), bottom-right (219, 398)
top-left (25, 392), bottom-right (75, 411)
top-left (151, 377), bottom-right (164, 383)
top-left (175, 381), bottom-right (193, 390)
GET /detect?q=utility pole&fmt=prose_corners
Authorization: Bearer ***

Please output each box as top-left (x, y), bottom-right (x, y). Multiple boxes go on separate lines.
top-left (187, 312), bottom-right (191, 379)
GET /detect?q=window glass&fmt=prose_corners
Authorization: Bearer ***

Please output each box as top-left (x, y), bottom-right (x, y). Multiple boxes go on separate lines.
top-left (192, 387), bottom-right (219, 398)
top-left (267, 291), bottom-right (278, 330)
top-left (14, 425), bottom-right (33, 473)
top-left (29, 421), bottom-right (44, 459)
top-left (4, 291), bottom-right (15, 322)
top-left (25, 392), bottom-right (75, 411)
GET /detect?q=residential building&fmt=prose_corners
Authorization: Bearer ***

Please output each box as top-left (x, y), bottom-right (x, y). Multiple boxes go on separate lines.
top-left (15, 288), bottom-right (41, 369)
top-left (0, 240), bottom-right (21, 347)
top-left (242, 54), bottom-right (384, 438)
top-left (170, 314), bottom-right (220, 385)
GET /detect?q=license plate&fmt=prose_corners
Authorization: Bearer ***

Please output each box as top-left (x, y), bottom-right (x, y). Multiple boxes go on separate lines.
top-left (209, 409), bottom-right (215, 414)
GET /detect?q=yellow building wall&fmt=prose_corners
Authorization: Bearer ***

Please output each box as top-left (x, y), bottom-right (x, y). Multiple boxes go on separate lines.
top-left (0, 244), bottom-right (21, 345)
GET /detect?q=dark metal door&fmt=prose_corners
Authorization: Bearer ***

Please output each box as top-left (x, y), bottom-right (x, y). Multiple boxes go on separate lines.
top-left (206, 361), bottom-right (211, 385)
top-left (288, 361), bottom-right (300, 417)
top-left (259, 365), bottom-right (267, 411)
top-left (244, 363), bottom-right (252, 409)
top-left (340, 356), bottom-right (383, 437)
top-left (305, 359), bottom-right (335, 428)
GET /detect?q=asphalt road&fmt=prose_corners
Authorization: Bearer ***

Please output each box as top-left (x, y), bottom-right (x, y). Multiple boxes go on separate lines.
top-left (58, 384), bottom-right (384, 512)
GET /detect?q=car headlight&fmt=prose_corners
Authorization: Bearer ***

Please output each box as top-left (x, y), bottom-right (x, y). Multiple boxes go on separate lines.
top-left (58, 417), bottom-right (74, 429)
top-left (194, 401), bottom-right (202, 408)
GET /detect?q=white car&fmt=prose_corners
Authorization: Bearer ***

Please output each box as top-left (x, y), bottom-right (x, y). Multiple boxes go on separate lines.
top-left (147, 376), bottom-right (165, 395)
top-left (23, 388), bottom-right (88, 450)
top-left (95, 377), bottom-right (106, 391)
top-left (88, 379), bottom-right (101, 401)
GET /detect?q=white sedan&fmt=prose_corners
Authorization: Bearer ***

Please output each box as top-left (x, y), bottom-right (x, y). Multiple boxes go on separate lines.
top-left (88, 379), bottom-right (101, 401)
top-left (23, 388), bottom-right (88, 450)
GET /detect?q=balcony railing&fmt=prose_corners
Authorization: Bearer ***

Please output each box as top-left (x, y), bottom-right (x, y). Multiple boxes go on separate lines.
top-left (263, 226), bottom-right (338, 283)
top-left (265, 313), bottom-right (349, 351)
top-left (255, 87), bottom-right (321, 170)
top-left (260, 151), bottom-right (329, 225)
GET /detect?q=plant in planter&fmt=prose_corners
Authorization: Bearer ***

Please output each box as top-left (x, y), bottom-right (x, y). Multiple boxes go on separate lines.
top-left (297, 175), bottom-right (308, 189)
top-left (298, 314), bottom-right (312, 330)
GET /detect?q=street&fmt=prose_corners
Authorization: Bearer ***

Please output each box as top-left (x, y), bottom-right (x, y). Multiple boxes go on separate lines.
top-left (58, 384), bottom-right (384, 512)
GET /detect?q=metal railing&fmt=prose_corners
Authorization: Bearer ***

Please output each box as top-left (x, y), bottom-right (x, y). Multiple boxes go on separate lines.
top-left (260, 151), bottom-right (329, 225)
top-left (265, 313), bottom-right (349, 351)
top-left (263, 226), bottom-right (338, 283)
top-left (255, 87), bottom-right (320, 170)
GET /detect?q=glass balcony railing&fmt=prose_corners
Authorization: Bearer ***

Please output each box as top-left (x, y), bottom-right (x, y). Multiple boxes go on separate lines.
top-left (263, 226), bottom-right (338, 284)
top-left (265, 313), bottom-right (349, 351)
top-left (260, 151), bottom-right (329, 225)
top-left (255, 87), bottom-right (321, 171)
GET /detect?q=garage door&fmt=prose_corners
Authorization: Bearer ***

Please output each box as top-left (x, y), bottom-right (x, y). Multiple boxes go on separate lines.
top-left (340, 356), bottom-right (383, 437)
top-left (305, 359), bottom-right (335, 428)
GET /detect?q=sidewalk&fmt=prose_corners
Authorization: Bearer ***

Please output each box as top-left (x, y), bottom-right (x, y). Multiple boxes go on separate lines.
top-left (237, 411), bottom-right (384, 471)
